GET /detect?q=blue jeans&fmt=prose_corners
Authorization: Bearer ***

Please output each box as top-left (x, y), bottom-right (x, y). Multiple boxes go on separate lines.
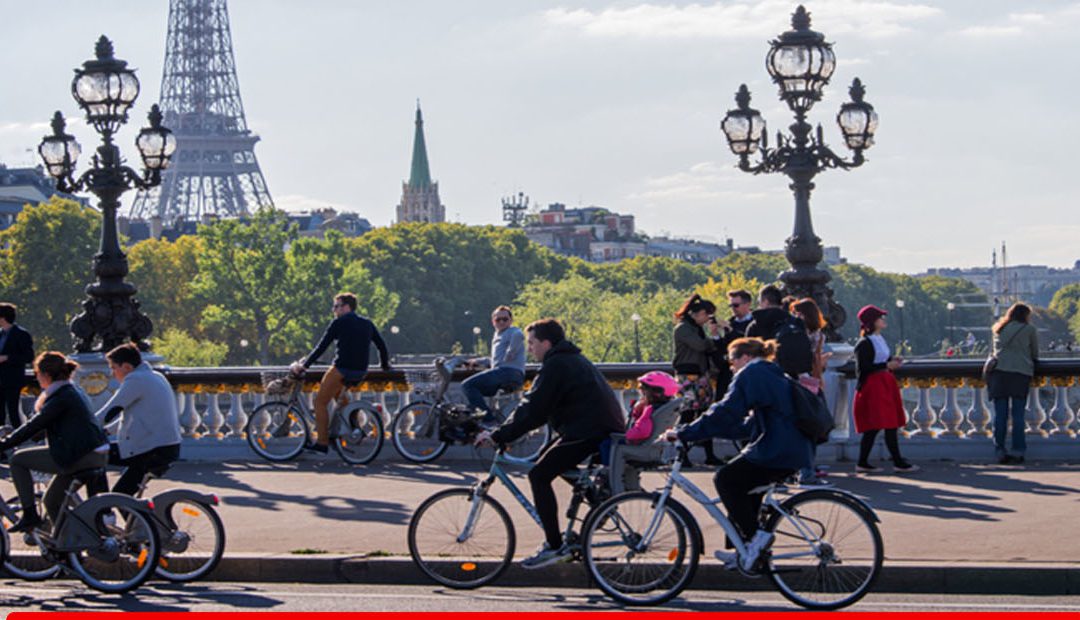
top-left (993, 396), bottom-right (1027, 457)
top-left (462, 367), bottom-right (524, 413)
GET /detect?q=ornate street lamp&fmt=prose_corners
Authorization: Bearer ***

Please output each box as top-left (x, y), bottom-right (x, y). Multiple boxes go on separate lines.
top-left (38, 36), bottom-right (176, 352)
top-left (895, 299), bottom-right (906, 351)
top-left (721, 6), bottom-right (878, 341)
top-left (630, 312), bottom-right (642, 363)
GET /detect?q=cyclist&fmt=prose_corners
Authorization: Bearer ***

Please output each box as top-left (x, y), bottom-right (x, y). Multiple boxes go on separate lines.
top-left (475, 318), bottom-right (625, 569)
top-left (291, 292), bottom-right (391, 453)
top-left (462, 305), bottom-right (526, 426)
top-left (87, 343), bottom-right (182, 496)
top-left (0, 352), bottom-right (108, 533)
top-left (664, 336), bottom-right (812, 572)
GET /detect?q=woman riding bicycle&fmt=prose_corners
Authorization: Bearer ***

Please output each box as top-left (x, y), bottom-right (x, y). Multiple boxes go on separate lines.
top-left (665, 336), bottom-right (812, 571)
top-left (0, 351), bottom-right (109, 533)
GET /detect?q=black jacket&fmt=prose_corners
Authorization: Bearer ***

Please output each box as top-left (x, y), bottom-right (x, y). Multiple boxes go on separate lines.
top-left (0, 383), bottom-right (107, 468)
top-left (303, 312), bottom-right (390, 376)
top-left (745, 307), bottom-right (794, 340)
top-left (492, 340), bottom-right (625, 444)
top-left (854, 337), bottom-right (890, 390)
top-left (0, 324), bottom-right (34, 388)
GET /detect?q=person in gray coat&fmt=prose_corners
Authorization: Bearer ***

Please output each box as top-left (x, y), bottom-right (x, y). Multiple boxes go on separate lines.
top-left (987, 303), bottom-right (1039, 465)
top-left (88, 344), bottom-right (183, 495)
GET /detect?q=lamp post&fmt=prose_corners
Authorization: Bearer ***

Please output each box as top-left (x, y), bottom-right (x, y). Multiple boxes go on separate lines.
top-left (472, 326), bottom-right (482, 355)
top-left (894, 299), bottom-right (905, 352)
top-left (630, 312), bottom-right (642, 363)
top-left (38, 36), bottom-right (175, 352)
top-left (946, 302), bottom-right (956, 348)
top-left (721, 6), bottom-right (878, 342)
top-left (390, 325), bottom-right (400, 363)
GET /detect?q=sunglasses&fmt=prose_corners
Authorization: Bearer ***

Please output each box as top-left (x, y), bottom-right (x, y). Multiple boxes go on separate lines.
top-left (493, 317), bottom-right (510, 323)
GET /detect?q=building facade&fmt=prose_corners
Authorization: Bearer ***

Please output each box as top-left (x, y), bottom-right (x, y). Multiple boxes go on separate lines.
top-left (0, 164), bottom-right (88, 228)
top-left (523, 203), bottom-right (644, 262)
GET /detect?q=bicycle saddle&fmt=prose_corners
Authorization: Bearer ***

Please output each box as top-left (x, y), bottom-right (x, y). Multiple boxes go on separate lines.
top-left (71, 467), bottom-right (107, 485)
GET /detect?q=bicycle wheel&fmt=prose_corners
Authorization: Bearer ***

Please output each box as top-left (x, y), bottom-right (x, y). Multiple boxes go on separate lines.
top-left (246, 401), bottom-right (309, 462)
top-left (583, 491), bottom-right (699, 606)
top-left (66, 500), bottom-right (162, 594)
top-left (333, 403), bottom-right (385, 465)
top-left (408, 488), bottom-right (514, 589)
top-left (2, 498), bottom-right (62, 580)
top-left (155, 500), bottom-right (226, 582)
top-left (504, 422), bottom-right (551, 462)
top-left (392, 401), bottom-right (448, 463)
top-left (763, 490), bottom-right (883, 610)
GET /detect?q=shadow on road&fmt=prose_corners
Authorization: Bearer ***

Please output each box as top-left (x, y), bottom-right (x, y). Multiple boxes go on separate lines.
top-left (0, 582), bottom-right (282, 612)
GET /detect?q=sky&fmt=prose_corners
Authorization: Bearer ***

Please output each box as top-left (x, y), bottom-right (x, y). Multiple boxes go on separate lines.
top-left (1, 0), bottom-right (1078, 275)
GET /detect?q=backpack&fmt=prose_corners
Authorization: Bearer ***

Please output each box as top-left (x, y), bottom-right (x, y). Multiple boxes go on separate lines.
top-left (788, 379), bottom-right (834, 444)
top-left (774, 317), bottom-right (814, 378)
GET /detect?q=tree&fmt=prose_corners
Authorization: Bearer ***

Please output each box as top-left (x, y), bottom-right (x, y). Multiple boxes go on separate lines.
top-left (154, 328), bottom-right (229, 367)
top-left (128, 235), bottom-right (203, 338)
top-left (0, 197), bottom-right (100, 351)
top-left (1049, 284), bottom-right (1080, 342)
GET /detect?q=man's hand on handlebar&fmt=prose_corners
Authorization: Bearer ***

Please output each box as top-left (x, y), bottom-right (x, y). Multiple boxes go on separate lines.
top-left (474, 429), bottom-right (494, 447)
top-left (289, 361), bottom-right (306, 377)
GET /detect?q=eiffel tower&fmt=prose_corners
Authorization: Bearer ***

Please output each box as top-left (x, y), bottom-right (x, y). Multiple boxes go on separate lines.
top-left (130, 0), bottom-right (273, 221)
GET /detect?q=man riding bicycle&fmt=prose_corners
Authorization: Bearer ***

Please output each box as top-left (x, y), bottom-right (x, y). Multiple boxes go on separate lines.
top-left (291, 293), bottom-right (391, 454)
top-left (476, 318), bottom-right (625, 569)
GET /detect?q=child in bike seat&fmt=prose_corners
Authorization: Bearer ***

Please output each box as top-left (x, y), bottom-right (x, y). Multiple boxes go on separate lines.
top-left (604, 371), bottom-right (681, 495)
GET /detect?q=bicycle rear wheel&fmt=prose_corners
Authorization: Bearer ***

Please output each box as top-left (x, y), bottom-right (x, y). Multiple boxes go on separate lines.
top-left (246, 401), bottom-right (309, 462)
top-left (155, 500), bottom-right (226, 582)
top-left (391, 401), bottom-right (448, 463)
top-left (583, 491), bottom-right (699, 606)
top-left (66, 500), bottom-right (161, 594)
top-left (408, 488), bottom-right (514, 589)
top-left (333, 403), bottom-right (385, 465)
top-left (2, 497), bottom-right (62, 580)
top-left (504, 422), bottom-right (551, 462)
top-left (763, 490), bottom-right (883, 610)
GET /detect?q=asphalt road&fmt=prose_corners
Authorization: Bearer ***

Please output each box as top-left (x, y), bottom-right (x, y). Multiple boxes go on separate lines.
top-left (1, 581), bottom-right (1079, 613)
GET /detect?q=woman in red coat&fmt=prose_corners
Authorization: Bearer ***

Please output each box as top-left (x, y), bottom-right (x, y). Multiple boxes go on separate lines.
top-left (853, 305), bottom-right (918, 474)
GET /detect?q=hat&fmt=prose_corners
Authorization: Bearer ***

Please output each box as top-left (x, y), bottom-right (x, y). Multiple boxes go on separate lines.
top-left (857, 305), bottom-right (887, 328)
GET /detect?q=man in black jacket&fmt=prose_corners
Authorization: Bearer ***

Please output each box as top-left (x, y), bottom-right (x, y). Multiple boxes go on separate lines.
top-left (476, 318), bottom-right (625, 569)
top-left (0, 303), bottom-right (34, 428)
top-left (746, 285), bottom-right (812, 378)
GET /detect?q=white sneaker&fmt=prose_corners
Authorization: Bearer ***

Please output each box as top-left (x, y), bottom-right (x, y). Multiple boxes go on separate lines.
top-left (521, 542), bottom-right (571, 570)
top-left (713, 550), bottom-right (738, 570)
top-left (739, 530), bottom-right (775, 572)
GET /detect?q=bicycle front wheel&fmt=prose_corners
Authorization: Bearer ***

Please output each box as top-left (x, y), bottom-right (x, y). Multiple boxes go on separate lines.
top-left (583, 491), bottom-right (699, 606)
top-left (392, 401), bottom-right (448, 463)
top-left (504, 422), bottom-right (551, 462)
top-left (763, 490), bottom-right (883, 610)
top-left (155, 500), bottom-right (227, 582)
top-left (333, 403), bottom-right (385, 465)
top-left (66, 500), bottom-right (161, 594)
top-left (246, 401), bottom-right (309, 462)
top-left (2, 499), bottom-right (62, 580)
top-left (408, 488), bottom-right (515, 589)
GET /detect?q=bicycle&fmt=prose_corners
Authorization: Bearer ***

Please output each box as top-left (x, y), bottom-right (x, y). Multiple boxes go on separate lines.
top-left (407, 445), bottom-right (610, 589)
top-left (0, 465), bottom-right (162, 594)
top-left (391, 356), bottom-right (549, 463)
top-left (581, 439), bottom-right (883, 610)
top-left (245, 367), bottom-right (385, 464)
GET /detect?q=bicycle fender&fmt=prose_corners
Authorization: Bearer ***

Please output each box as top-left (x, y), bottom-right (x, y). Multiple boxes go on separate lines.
top-left (59, 493), bottom-right (154, 552)
top-left (151, 489), bottom-right (219, 530)
top-left (781, 488), bottom-right (881, 523)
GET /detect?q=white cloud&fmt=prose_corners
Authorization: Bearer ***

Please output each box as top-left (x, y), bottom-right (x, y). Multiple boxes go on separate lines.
top-left (627, 161), bottom-right (781, 204)
top-left (542, 0), bottom-right (941, 40)
top-left (273, 194), bottom-right (358, 214)
top-left (955, 25), bottom-right (1023, 38)
top-left (953, 5), bottom-right (1080, 39)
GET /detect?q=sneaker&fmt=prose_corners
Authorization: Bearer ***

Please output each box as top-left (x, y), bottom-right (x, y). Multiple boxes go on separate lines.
top-left (713, 550), bottom-right (738, 570)
top-left (304, 443), bottom-right (329, 454)
top-left (521, 542), bottom-right (571, 570)
top-left (855, 463), bottom-right (881, 474)
top-left (8, 514), bottom-right (44, 534)
top-left (1005, 455), bottom-right (1025, 465)
top-left (739, 530), bottom-right (775, 572)
top-left (797, 475), bottom-right (833, 488)
top-left (893, 461), bottom-right (920, 473)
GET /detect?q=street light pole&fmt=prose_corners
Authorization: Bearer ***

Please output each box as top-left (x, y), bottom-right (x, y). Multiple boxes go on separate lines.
top-left (721, 6), bottom-right (878, 342)
top-left (38, 36), bottom-right (175, 352)
top-left (472, 326), bottom-right (482, 356)
top-left (630, 313), bottom-right (642, 363)
top-left (946, 302), bottom-right (956, 348)
top-left (895, 299), bottom-right (905, 352)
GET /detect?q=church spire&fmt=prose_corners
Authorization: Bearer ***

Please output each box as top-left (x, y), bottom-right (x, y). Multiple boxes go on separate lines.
top-left (409, 100), bottom-right (432, 188)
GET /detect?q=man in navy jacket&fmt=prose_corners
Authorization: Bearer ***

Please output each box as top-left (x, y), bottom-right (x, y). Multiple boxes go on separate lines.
top-left (0, 303), bottom-right (34, 428)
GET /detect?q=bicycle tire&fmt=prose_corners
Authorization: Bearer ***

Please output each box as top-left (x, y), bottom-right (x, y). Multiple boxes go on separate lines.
top-left (333, 402), bottom-right (385, 465)
top-left (154, 500), bottom-right (227, 583)
top-left (763, 489), bottom-right (883, 610)
top-left (391, 401), bottom-right (448, 463)
top-left (408, 488), bottom-right (515, 589)
top-left (1, 499), bottom-right (62, 580)
top-left (504, 422), bottom-right (552, 462)
top-left (66, 499), bottom-right (162, 594)
top-left (246, 401), bottom-right (309, 462)
top-left (583, 491), bottom-right (700, 606)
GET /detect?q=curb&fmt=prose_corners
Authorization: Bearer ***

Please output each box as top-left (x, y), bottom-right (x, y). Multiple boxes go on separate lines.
top-left (205, 555), bottom-right (1080, 595)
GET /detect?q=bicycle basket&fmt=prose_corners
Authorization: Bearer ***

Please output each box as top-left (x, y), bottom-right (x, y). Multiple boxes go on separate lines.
top-left (405, 369), bottom-right (441, 394)
top-left (261, 371), bottom-right (297, 396)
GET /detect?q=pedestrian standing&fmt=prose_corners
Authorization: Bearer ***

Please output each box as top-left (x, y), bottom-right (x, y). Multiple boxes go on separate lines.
top-left (790, 297), bottom-right (832, 486)
top-left (672, 293), bottom-right (725, 466)
top-left (987, 303), bottom-right (1038, 465)
top-left (0, 303), bottom-right (34, 429)
top-left (853, 305), bottom-right (918, 474)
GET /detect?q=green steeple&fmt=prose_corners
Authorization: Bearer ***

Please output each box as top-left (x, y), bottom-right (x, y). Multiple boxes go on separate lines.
top-left (408, 101), bottom-right (432, 188)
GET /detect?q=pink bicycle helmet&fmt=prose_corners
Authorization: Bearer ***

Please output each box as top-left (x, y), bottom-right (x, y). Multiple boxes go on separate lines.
top-left (638, 371), bottom-right (680, 397)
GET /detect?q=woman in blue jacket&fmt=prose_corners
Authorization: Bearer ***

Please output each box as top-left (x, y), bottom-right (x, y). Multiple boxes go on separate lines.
top-left (668, 337), bottom-right (812, 570)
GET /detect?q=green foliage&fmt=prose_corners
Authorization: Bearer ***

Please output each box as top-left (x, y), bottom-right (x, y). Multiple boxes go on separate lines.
top-left (1049, 284), bottom-right (1080, 342)
top-left (0, 197), bottom-right (99, 351)
top-left (709, 253), bottom-right (788, 285)
top-left (155, 328), bottom-right (229, 367)
top-left (129, 236), bottom-right (202, 337)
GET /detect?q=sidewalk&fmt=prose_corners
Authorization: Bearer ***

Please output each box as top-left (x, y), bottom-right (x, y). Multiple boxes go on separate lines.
top-left (80, 455), bottom-right (1080, 594)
